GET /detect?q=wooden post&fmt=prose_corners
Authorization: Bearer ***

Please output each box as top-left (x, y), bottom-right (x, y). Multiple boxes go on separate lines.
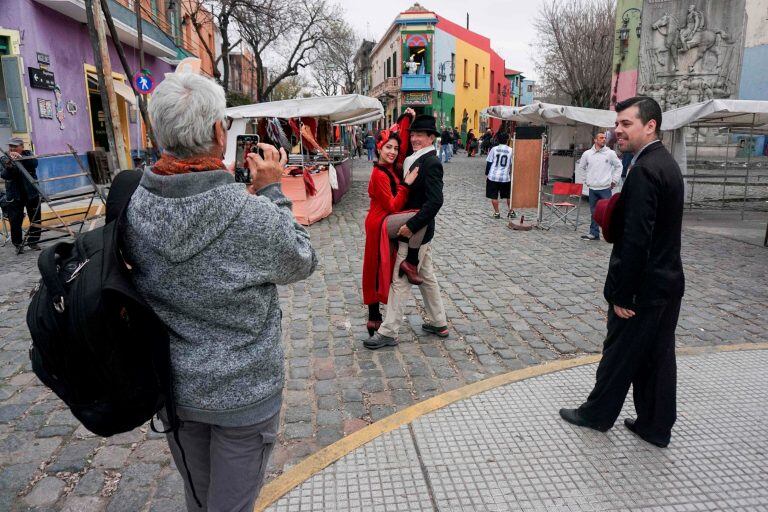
top-left (85, 0), bottom-right (130, 171)
top-left (100, 0), bottom-right (157, 149)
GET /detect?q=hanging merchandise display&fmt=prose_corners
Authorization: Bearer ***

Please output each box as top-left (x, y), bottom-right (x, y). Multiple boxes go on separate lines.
top-left (225, 94), bottom-right (384, 225)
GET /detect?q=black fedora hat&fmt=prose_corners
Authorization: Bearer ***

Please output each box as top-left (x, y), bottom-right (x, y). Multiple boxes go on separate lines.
top-left (410, 114), bottom-right (439, 136)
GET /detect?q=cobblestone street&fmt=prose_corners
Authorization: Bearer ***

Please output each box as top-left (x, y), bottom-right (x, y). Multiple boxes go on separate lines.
top-left (1, 153), bottom-right (766, 510)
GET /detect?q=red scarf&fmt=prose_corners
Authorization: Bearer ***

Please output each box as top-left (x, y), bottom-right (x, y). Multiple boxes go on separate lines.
top-left (152, 154), bottom-right (225, 175)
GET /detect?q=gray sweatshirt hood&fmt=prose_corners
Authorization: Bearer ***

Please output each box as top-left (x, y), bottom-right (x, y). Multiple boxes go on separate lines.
top-left (129, 169), bottom-right (247, 263)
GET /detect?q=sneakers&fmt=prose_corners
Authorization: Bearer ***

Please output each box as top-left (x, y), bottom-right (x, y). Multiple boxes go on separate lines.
top-left (492, 212), bottom-right (501, 219)
top-left (421, 324), bottom-right (449, 337)
top-left (580, 234), bottom-right (599, 241)
top-left (364, 332), bottom-right (398, 350)
top-left (507, 210), bottom-right (517, 219)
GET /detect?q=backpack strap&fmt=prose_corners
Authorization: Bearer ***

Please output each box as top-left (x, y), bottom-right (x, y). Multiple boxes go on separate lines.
top-left (37, 244), bottom-right (70, 313)
top-left (106, 170), bottom-right (142, 224)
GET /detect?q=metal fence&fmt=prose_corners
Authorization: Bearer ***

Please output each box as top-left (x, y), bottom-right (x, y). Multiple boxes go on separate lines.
top-left (684, 129), bottom-right (768, 215)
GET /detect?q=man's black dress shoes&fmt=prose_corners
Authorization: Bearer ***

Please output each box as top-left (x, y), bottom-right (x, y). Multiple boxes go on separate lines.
top-left (558, 408), bottom-right (611, 432)
top-left (624, 418), bottom-right (669, 448)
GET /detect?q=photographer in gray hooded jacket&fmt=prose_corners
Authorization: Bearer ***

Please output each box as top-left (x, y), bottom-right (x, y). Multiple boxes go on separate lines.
top-left (124, 73), bottom-right (317, 512)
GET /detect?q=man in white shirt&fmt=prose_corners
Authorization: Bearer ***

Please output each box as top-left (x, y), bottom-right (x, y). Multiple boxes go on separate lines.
top-left (485, 132), bottom-right (515, 219)
top-left (576, 132), bottom-right (622, 240)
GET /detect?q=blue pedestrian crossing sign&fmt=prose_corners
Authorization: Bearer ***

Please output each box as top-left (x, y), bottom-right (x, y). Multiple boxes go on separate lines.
top-left (133, 71), bottom-right (155, 94)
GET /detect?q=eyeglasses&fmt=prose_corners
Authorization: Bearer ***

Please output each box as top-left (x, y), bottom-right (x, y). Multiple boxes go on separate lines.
top-left (224, 116), bottom-right (234, 130)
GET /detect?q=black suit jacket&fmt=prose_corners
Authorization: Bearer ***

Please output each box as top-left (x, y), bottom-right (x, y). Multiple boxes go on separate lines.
top-left (404, 150), bottom-right (444, 245)
top-left (604, 141), bottom-right (685, 308)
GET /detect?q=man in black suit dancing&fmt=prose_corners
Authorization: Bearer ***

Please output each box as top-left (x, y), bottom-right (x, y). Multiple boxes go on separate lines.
top-left (365, 115), bottom-right (448, 349)
top-left (559, 97), bottom-right (685, 448)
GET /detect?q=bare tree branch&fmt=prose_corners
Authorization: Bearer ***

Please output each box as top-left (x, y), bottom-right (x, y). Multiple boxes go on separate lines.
top-left (532, 0), bottom-right (615, 108)
top-left (236, 0), bottom-right (344, 101)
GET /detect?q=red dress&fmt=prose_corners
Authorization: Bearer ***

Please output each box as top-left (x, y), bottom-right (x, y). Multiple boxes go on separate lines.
top-left (361, 114), bottom-right (412, 305)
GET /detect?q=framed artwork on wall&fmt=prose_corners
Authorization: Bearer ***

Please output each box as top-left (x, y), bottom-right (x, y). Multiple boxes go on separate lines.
top-left (37, 98), bottom-right (54, 119)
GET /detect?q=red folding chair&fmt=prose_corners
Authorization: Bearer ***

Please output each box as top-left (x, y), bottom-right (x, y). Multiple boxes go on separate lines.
top-left (540, 182), bottom-right (584, 231)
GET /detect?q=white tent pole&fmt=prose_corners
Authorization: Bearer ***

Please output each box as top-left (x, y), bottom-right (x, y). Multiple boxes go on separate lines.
top-left (742, 113), bottom-right (756, 220)
top-left (722, 130), bottom-right (730, 207)
top-left (691, 128), bottom-right (700, 210)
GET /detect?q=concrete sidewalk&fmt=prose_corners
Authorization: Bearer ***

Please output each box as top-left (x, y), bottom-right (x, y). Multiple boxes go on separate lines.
top-left (262, 348), bottom-right (768, 511)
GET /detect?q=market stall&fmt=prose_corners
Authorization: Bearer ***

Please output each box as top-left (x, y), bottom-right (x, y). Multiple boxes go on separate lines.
top-left (661, 99), bottom-right (768, 222)
top-left (483, 102), bottom-right (617, 222)
top-left (225, 95), bottom-right (383, 225)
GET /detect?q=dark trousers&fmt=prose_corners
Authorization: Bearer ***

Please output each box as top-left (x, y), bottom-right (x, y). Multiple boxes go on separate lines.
top-left (578, 298), bottom-right (681, 445)
top-left (7, 195), bottom-right (41, 246)
top-left (588, 188), bottom-right (612, 238)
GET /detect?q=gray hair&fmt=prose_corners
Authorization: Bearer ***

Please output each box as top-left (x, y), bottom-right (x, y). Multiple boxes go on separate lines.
top-left (149, 73), bottom-right (227, 158)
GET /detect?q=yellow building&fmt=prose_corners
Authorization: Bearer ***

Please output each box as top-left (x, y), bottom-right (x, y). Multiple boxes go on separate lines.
top-left (455, 38), bottom-right (490, 135)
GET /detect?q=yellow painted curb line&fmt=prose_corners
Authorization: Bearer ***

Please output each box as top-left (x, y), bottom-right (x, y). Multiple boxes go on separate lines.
top-left (254, 342), bottom-right (768, 511)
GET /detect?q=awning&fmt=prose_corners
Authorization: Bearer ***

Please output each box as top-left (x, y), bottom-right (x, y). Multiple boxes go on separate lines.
top-left (226, 94), bottom-right (383, 123)
top-left (661, 99), bottom-right (768, 131)
top-left (482, 101), bottom-right (616, 128)
top-left (112, 79), bottom-right (137, 106)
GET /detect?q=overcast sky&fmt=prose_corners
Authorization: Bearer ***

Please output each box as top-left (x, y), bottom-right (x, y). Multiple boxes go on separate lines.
top-left (337, 0), bottom-right (544, 80)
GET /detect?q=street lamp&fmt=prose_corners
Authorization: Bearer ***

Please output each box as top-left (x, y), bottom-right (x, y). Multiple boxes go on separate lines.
top-left (437, 59), bottom-right (455, 126)
top-left (618, 7), bottom-right (642, 57)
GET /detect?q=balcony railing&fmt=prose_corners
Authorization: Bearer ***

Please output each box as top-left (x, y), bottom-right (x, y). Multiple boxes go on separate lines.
top-left (401, 73), bottom-right (431, 91)
top-left (32, 0), bottom-right (189, 59)
top-left (370, 76), bottom-right (401, 98)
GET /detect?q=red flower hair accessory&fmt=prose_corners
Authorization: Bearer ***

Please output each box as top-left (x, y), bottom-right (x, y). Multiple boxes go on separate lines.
top-left (375, 123), bottom-right (401, 152)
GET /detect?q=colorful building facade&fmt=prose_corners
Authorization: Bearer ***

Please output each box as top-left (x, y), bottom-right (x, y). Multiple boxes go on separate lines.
top-left (369, 3), bottom-right (512, 137)
top-left (521, 79), bottom-right (536, 106)
top-left (609, 0), bottom-right (643, 109)
top-left (0, 0), bottom-right (206, 176)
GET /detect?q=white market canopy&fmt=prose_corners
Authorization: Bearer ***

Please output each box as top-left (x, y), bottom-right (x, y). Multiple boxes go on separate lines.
top-left (226, 94), bottom-right (384, 124)
top-left (224, 94), bottom-right (383, 162)
top-left (661, 99), bottom-right (768, 131)
top-left (482, 101), bottom-right (616, 128)
top-left (661, 99), bottom-right (768, 176)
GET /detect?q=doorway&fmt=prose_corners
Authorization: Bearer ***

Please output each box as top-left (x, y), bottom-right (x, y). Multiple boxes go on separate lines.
top-left (84, 65), bottom-right (131, 165)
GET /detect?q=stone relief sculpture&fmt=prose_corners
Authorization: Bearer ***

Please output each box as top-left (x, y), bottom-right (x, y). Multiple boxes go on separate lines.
top-left (679, 4), bottom-right (705, 51)
top-left (638, 0), bottom-right (745, 107)
top-left (651, 10), bottom-right (729, 73)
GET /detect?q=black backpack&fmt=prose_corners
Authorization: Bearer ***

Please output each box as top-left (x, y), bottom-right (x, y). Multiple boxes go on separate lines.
top-left (26, 170), bottom-right (176, 436)
top-left (27, 170), bottom-right (201, 505)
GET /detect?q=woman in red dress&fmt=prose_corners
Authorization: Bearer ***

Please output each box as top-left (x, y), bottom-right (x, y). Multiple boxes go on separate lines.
top-left (361, 109), bottom-right (427, 335)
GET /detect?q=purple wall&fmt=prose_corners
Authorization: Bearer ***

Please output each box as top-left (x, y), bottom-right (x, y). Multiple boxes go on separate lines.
top-left (1, 0), bottom-right (174, 156)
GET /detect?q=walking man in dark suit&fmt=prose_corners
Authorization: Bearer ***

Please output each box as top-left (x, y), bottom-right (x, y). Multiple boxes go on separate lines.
top-left (559, 96), bottom-right (685, 448)
top-left (365, 115), bottom-right (448, 349)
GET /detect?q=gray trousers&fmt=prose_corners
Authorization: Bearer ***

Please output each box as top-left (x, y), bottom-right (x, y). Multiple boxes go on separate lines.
top-left (163, 410), bottom-right (280, 512)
